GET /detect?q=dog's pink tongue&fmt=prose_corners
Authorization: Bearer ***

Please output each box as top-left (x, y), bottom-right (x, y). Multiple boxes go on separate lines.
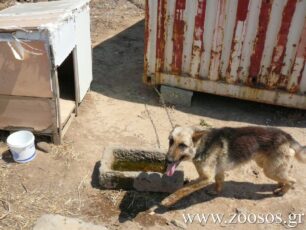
top-left (166, 163), bottom-right (177, 177)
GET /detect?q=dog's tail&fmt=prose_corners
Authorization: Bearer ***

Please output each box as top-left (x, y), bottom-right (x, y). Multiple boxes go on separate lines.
top-left (290, 141), bottom-right (306, 163)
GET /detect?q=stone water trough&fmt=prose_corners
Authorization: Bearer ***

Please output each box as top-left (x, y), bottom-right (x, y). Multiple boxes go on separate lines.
top-left (99, 147), bottom-right (184, 193)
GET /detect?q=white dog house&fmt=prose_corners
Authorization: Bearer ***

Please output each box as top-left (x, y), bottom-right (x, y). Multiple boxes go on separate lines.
top-left (0, 0), bottom-right (92, 144)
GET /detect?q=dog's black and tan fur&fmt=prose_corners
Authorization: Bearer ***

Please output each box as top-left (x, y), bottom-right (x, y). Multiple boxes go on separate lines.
top-left (162, 126), bottom-right (306, 207)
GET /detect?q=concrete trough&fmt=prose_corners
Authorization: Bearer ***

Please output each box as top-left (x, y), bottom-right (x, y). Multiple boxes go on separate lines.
top-left (99, 147), bottom-right (184, 193)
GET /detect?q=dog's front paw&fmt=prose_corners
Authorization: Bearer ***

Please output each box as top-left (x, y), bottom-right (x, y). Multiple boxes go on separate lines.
top-left (273, 188), bottom-right (285, 196)
top-left (148, 204), bottom-right (168, 215)
top-left (205, 189), bottom-right (219, 196)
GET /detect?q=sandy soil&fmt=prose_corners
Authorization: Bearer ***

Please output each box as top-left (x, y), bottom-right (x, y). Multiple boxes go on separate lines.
top-left (1, 1), bottom-right (306, 229)
top-left (0, 0), bottom-right (15, 10)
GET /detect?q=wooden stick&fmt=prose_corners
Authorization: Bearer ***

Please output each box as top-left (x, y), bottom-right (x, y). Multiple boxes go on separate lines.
top-left (161, 179), bottom-right (210, 207)
top-left (0, 199), bottom-right (11, 220)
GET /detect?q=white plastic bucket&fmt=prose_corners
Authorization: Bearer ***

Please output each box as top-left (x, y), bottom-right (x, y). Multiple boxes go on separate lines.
top-left (6, 131), bottom-right (36, 163)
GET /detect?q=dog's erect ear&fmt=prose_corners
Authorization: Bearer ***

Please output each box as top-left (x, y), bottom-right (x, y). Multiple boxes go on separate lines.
top-left (192, 130), bottom-right (206, 143)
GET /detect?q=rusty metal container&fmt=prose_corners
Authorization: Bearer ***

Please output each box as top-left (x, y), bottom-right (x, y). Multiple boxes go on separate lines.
top-left (144, 0), bottom-right (306, 109)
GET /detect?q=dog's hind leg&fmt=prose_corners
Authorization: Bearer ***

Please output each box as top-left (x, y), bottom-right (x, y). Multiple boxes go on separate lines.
top-left (205, 171), bottom-right (225, 196)
top-left (269, 171), bottom-right (296, 196)
top-left (263, 167), bottom-right (296, 196)
top-left (263, 153), bottom-right (296, 196)
top-left (215, 171), bottom-right (225, 194)
top-left (270, 175), bottom-right (296, 196)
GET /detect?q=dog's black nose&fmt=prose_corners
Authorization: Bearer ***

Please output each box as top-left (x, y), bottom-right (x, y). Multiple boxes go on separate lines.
top-left (165, 157), bottom-right (174, 165)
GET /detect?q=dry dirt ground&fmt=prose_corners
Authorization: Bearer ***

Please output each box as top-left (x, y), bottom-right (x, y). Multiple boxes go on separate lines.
top-left (0, 0), bottom-right (15, 10)
top-left (1, 0), bottom-right (306, 229)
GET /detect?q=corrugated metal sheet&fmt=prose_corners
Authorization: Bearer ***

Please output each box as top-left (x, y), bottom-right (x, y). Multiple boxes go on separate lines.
top-left (144, 0), bottom-right (306, 109)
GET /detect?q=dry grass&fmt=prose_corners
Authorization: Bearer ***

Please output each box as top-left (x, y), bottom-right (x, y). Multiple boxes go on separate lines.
top-left (51, 141), bottom-right (81, 169)
top-left (0, 170), bottom-right (85, 229)
top-left (0, 188), bottom-right (83, 229)
top-left (0, 139), bottom-right (85, 230)
top-left (0, 0), bottom-right (15, 10)
top-left (199, 119), bottom-right (212, 128)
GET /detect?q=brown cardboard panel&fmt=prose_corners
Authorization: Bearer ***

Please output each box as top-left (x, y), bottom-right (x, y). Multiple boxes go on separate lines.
top-left (0, 41), bottom-right (52, 98)
top-left (0, 97), bottom-right (53, 131)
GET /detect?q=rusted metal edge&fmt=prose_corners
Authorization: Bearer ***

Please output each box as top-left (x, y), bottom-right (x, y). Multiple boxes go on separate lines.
top-left (143, 0), bottom-right (154, 85)
top-left (159, 73), bottom-right (306, 110)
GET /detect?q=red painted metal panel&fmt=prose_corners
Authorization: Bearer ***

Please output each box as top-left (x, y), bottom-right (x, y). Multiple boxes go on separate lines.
top-left (193, 0), bottom-right (206, 43)
top-left (227, 0), bottom-right (250, 82)
top-left (249, 0), bottom-right (273, 86)
top-left (289, 20), bottom-right (306, 93)
top-left (190, 0), bottom-right (206, 78)
top-left (296, 25), bottom-right (306, 88)
top-left (209, 0), bottom-right (226, 81)
top-left (171, 0), bottom-right (186, 74)
top-left (144, 0), bottom-right (149, 76)
top-left (156, 0), bottom-right (166, 73)
top-left (236, 0), bottom-right (249, 21)
top-left (270, 0), bottom-right (297, 88)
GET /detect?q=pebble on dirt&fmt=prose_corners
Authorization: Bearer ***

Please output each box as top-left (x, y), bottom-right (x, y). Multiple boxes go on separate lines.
top-left (36, 141), bottom-right (52, 153)
top-left (170, 219), bottom-right (187, 229)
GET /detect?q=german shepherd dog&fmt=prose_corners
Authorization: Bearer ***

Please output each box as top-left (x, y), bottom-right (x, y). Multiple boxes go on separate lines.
top-left (161, 126), bottom-right (306, 207)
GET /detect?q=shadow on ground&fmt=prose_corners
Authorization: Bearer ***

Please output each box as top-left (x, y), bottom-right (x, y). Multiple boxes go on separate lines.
top-left (91, 161), bottom-right (101, 189)
top-left (1, 149), bottom-right (15, 163)
top-left (91, 19), bottom-right (306, 128)
top-left (116, 181), bottom-right (276, 222)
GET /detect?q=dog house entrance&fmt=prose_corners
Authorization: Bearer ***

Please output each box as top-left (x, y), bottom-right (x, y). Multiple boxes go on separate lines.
top-left (57, 49), bottom-right (77, 130)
